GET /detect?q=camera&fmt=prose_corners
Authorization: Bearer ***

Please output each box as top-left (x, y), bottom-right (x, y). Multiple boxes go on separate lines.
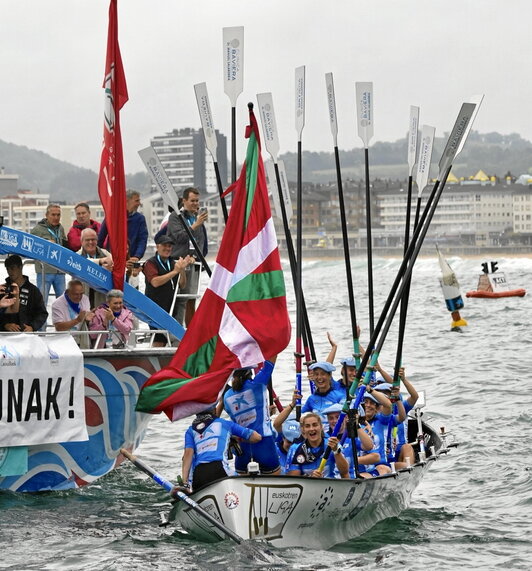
top-left (132, 262), bottom-right (142, 269)
top-left (199, 206), bottom-right (207, 214)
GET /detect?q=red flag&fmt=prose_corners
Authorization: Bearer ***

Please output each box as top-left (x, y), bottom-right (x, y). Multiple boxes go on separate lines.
top-left (98, 0), bottom-right (129, 290)
top-left (136, 107), bottom-right (291, 420)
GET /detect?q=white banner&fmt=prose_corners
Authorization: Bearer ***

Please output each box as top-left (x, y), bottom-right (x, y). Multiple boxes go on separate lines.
top-left (0, 334), bottom-right (87, 446)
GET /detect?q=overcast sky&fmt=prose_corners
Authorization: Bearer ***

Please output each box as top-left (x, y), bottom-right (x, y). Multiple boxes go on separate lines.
top-left (1, 0), bottom-right (530, 175)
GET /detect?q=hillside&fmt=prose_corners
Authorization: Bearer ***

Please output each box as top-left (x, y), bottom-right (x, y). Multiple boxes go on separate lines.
top-left (1, 131), bottom-right (531, 202)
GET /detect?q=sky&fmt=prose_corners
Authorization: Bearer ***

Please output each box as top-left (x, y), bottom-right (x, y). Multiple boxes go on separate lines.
top-left (1, 0), bottom-right (531, 175)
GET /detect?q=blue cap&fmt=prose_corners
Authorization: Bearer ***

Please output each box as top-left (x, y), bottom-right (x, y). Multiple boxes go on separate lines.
top-left (340, 357), bottom-right (357, 367)
top-left (309, 361), bottom-right (336, 373)
top-left (282, 419), bottom-right (301, 442)
top-left (363, 392), bottom-right (379, 404)
top-left (375, 383), bottom-right (392, 392)
top-left (322, 403), bottom-right (344, 415)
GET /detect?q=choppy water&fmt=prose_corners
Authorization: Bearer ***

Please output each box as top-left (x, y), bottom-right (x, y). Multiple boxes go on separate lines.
top-left (1, 255), bottom-right (531, 570)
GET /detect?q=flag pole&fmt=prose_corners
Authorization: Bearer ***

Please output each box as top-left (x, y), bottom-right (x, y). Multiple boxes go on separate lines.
top-left (223, 27), bottom-right (244, 184)
top-left (326, 73), bottom-right (361, 369)
top-left (194, 82), bottom-right (228, 222)
top-left (355, 82), bottom-right (375, 335)
top-left (257, 92), bottom-right (317, 376)
top-left (294, 66), bottom-right (305, 420)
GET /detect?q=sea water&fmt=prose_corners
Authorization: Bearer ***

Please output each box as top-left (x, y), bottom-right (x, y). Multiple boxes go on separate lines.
top-left (1, 255), bottom-right (531, 570)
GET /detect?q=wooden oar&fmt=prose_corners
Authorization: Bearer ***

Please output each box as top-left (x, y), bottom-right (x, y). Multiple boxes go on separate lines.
top-left (356, 82), bottom-right (375, 335)
top-left (222, 27), bottom-right (244, 184)
top-left (325, 73), bottom-right (361, 369)
top-left (120, 448), bottom-right (243, 544)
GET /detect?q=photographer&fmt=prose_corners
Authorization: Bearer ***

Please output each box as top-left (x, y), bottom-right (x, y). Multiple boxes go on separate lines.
top-left (166, 187), bottom-right (208, 326)
top-left (0, 254), bottom-right (48, 332)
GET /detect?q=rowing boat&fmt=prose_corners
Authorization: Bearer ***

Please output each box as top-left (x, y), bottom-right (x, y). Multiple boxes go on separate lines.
top-left (167, 418), bottom-right (450, 549)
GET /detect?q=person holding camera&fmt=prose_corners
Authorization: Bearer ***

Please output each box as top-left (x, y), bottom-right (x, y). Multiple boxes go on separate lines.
top-left (143, 235), bottom-right (195, 345)
top-left (0, 254), bottom-right (48, 332)
top-left (166, 187), bottom-right (208, 326)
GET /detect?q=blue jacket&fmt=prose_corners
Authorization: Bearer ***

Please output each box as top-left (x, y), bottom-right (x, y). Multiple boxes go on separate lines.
top-left (98, 211), bottom-right (148, 259)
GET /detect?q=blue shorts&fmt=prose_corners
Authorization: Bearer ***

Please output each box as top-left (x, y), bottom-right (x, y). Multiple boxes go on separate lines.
top-left (235, 435), bottom-right (280, 474)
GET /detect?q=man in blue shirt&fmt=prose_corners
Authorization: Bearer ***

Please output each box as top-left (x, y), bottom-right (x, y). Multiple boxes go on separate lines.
top-left (181, 407), bottom-right (261, 492)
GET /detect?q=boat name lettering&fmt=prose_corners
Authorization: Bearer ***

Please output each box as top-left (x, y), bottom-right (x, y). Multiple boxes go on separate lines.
top-left (0, 376), bottom-right (74, 422)
top-left (268, 499), bottom-right (294, 515)
top-left (271, 491), bottom-right (298, 499)
top-left (297, 522), bottom-right (315, 529)
top-left (67, 257), bottom-right (82, 271)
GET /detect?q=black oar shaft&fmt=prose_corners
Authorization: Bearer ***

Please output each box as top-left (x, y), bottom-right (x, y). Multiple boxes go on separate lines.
top-left (364, 147), bottom-right (375, 335)
top-left (295, 140), bottom-right (304, 420)
top-left (213, 161), bottom-right (229, 223)
top-left (334, 146), bottom-right (359, 345)
top-left (231, 106), bottom-right (237, 183)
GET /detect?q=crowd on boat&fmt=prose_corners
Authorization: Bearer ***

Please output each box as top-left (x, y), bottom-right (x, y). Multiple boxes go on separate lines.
top-left (0, 187), bottom-right (209, 347)
top-left (178, 337), bottom-right (420, 493)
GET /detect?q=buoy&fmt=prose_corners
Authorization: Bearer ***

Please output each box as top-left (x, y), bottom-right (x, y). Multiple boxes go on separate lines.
top-left (436, 245), bottom-right (467, 331)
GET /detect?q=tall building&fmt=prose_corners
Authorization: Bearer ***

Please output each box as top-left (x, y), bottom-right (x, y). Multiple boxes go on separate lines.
top-left (143, 128), bottom-right (228, 245)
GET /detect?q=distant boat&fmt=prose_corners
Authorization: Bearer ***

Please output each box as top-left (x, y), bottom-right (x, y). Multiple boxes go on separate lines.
top-left (466, 261), bottom-right (526, 299)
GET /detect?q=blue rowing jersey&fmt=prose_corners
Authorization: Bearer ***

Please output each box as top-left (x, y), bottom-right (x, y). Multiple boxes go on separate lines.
top-left (367, 412), bottom-right (392, 465)
top-left (184, 418), bottom-right (254, 474)
top-left (285, 437), bottom-right (332, 477)
top-left (301, 387), bottom-right (345, 422)
top-left (223, 360), bottom-right (275, 437)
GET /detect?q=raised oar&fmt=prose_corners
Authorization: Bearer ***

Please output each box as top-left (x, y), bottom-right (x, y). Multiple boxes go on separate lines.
top-left (294, 65), bottom-right (306, 422)
top-left (119, 448), bottom-right (243, 544)
top-left (391, 106), bottom-right (420, 387)
top-left (222, 27), bottom-right (244, 183)
top-left (138, 146), bottom-right (212, 276)
top-left (326, 72), bottom-right (361, 369)
top-left (356, 82), bottom-right (375, 335)
top-left (319, 102), bottom-right (479, 470)
top-left (257, 93), bottom-right (316, 410)
top-left (194, 82), bottom-right (228, 222)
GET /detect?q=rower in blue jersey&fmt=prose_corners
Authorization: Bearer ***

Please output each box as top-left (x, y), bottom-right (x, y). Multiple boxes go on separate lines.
top-left (272, 389), bottom-right (303, 474)
top-left (223, 356), bottom-right (281, 475)
top-left (286, 413), bottom-right (349, 478)
top-left (181, 407), bottom-right (261, 492)
top-left (322, 403), bottom-right (378, 478)
top-left (362, 386), bottom-right (404, 476)
top-left (301, 362), bottom-right (345, 421)
top-left (375, 367), bottom-right (418, 469)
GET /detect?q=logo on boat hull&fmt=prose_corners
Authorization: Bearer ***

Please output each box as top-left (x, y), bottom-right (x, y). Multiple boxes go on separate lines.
top-left (224, 491), bottom-right (239, 509)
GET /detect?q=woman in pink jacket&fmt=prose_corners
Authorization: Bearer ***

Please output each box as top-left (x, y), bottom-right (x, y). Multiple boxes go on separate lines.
top-left (90, 289), bottom-right (134, 348)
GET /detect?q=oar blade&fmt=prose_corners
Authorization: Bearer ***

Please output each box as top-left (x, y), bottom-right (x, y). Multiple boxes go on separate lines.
top-left (257, 92), bottom-right (280, 161)
top-left (222, 26), bottom-right (244, 106)
top-left (295, 65), bottom-right (306, 140)
top-left (138, 146), bottom-right (180, 212)
top-left (325, 72), bottom-right (338, 145)
top-left (415, 125), bottom-right (436, 197)
top-left (407, 105), bottom-right (420, 176)
top-left (194, 82), bottom-right (218, 160)
top-left (355, 81), bottom-right (374, 148)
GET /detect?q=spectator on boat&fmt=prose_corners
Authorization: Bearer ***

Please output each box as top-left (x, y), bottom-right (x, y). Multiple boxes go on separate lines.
top-left (98, 189), bottom-right (149, 269)
top-left (90, 289), bottom-right (134, 349)
top-left (362, 387), bottom-right (401, 476)
top-left (166, 187), bottom-right (208, 326)
top-left (223, 357), bottom-right (281, 476)
top-left (52, 279), bottom-right (94, 347)
top-left (374, 368), bottom-right (418, 469)
top-left (0, 254), bottom-right (48, 332)
top-left (301, 362), bottom-right (345, 421)
top-left (322, 403), bottom-right (378, 478)
top-left (181, 406), bottom-right (261, 492)
top-left (31, 203), bottom-right (68, 307)
top-left (143, 235), bottom-right (195, 345)
top-left (285, 412), bottom-right (349, 478)
top-left (77, 228), bottom-right (113, 308)
top-left (67, 202), bottom-right (101, 252)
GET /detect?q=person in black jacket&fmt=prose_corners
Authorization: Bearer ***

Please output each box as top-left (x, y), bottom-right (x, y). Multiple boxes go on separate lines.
top-left (0, 255), bottom-right (48, 332)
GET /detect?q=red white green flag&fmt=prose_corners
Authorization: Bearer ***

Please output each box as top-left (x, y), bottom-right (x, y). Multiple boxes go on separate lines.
top-left (136, 106), bottom-right (291, 420)
top-left (98, 0), bottom-right (128, 290)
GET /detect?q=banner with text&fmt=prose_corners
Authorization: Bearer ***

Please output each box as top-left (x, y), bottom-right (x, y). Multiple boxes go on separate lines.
top-left (0, 334), bottom-right (88, 446)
